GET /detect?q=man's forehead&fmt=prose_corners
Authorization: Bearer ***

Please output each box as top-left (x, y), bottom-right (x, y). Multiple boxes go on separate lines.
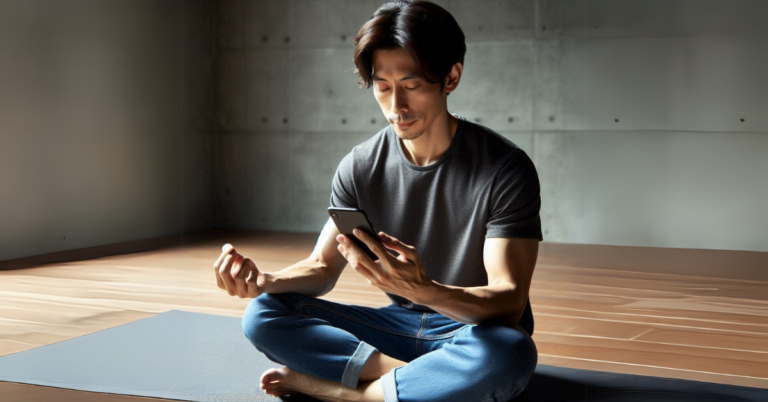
top-left (371, 69), bottom-right (419, 81)
top-left (371, 49), bottom-right (418, 77)
top-left (371, 64), bottom-right (420, 81)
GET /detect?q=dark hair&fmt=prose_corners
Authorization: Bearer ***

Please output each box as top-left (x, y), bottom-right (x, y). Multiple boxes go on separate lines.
top-left (352, 0), bottom-right (466, 97)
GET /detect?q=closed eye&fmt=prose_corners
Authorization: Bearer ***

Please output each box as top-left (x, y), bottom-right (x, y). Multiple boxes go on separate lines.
top-left (377, 86), bottom-right (420, 92)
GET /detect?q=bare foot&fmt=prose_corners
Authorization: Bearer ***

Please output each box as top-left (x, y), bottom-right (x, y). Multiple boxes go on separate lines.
top-left (260, 366), bottom-right (323, 398)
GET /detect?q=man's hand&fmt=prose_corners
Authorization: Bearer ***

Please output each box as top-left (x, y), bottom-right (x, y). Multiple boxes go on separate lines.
top-left (336, 229), bottom-right (432, 301)
top-left (213, 243), bottom-right (268, 298)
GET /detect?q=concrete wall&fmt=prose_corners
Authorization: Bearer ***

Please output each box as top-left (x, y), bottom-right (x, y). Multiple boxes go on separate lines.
top-left (2, 0), bottom-right (765, 262)
top-left (535, 0), bottom-right (768, 252)
top-left (0, 0), bottom-right (216, 261)
top-left (214, 0), bottom-right (767, 253)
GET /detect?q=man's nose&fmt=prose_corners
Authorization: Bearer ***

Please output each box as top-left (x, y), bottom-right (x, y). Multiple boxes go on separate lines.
top-left (390, 87), bottom-right (408, 115)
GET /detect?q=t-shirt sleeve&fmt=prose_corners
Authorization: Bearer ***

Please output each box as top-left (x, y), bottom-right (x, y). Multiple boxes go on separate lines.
top-left (485, 149), bottom-right (543, 241)
top-left (329, 150), bottom-right (359, 209)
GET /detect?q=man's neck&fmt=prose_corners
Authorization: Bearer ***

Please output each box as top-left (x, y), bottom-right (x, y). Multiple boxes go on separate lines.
top-left (400, 113), bottom-right (459, 167)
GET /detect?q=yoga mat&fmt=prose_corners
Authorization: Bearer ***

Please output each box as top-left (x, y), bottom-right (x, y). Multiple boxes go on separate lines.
top-left (0, 309), bottom-right (765, 402)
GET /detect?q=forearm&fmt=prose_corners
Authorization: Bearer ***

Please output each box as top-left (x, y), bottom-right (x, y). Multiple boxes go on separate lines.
top-left (414, 280), bottom-right (524, 327)
top-left (263, 258), bottom-right (334, 298)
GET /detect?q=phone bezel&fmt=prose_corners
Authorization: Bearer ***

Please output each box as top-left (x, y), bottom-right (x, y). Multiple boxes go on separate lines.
top-left (327, 207), bottom-right (382, 261)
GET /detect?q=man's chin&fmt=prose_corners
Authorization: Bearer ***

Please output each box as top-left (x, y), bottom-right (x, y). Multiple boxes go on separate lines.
top-left (400, 131), bottom-right (423, 141)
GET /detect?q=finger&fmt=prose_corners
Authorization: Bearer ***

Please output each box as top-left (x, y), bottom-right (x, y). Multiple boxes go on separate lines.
top-left (245, 269), bottom-right (260, 297)
top-left (214, 263), bottom-right (224, 290)
top-left (339, 240), bottom-right (379, 282)
top-left (347, 251), bottom-right (375, 287)
top-left (353, 257), bottom-right (379, 283)
top-left (378, 232), bottom-right (413, 260)
top-left (242, 257), bottom-right (264, 297)
top-left (345, 238), bottom-right (382, 282)
top-left (213, 244), bottom-right (236, 288)
top-left (219, 253), bottom-right (237, 296)
top-left (233, 253), bottom-right (248, 297)
top-left (352, 229), bottom-right (390, 263)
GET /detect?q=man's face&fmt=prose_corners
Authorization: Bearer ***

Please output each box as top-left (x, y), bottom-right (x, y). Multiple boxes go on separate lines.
top-left (371, 48), bottom-right (447, 141)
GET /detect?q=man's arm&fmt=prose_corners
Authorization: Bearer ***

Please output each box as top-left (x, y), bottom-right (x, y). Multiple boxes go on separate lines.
top-left (262, 217), bottom-right (348, 298)
top-left (413, 237), bottom-right (538, 327)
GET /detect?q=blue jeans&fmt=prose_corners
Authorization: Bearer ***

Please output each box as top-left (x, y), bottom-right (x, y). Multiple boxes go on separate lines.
top-left (242, 292), bottom-right (538, 402)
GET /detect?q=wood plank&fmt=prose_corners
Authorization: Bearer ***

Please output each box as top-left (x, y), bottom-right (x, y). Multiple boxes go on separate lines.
top-left (530, 291), bottom-right (768, 329)
top-left (533, 333), bottom-right (768, 378)
top-left (533, 307), bottom-right (768, 337)
top-left (533, 318), bottom-right (768, 355)
top-left (0, 381), bottom-right (180, 402)
top-left (537, 242), bottom-right (768, 281)
top-left (635, 328), bottom-right (768, 353)
top-left (534, 264), bottom-right (768, 301)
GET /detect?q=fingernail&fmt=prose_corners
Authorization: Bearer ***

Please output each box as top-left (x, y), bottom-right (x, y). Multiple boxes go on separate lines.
top-left (353, 228), bottom-right (360, 235)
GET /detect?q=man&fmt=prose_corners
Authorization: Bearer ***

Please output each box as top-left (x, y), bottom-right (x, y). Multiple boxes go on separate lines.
top-left (216, 1), bottom-right (541, 401)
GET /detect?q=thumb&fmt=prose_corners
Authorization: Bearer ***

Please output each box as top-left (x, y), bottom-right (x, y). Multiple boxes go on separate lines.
top-left (246, 270), bottom-right (268, 296)
top-left (256, 272), bottom-right (268, 290)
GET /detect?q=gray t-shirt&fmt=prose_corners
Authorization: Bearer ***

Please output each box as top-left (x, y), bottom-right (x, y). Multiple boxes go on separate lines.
top-left (329, 114), bottom-right (542, 335)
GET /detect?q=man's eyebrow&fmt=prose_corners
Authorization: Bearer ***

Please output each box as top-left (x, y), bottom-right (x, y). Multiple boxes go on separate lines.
top-left (372, 73), bottom-right (419, 82)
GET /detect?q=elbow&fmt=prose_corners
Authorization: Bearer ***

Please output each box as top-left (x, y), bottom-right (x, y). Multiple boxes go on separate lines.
top-left (508, 308), bottom-right (525, 328)
top-left (506, 295), bottom-right (528, 327)
top-left (315, 268), bottom-right (338, 297)
top-left (478, 298), bottom-right (525, 328)
top-left (477, 310), bottom-right (522, 328)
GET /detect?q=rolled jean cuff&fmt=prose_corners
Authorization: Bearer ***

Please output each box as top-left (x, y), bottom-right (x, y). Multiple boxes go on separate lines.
top-left (341, 340), bottom-right (377, 389)
top-left (381, 366), bottom-right (398, 402)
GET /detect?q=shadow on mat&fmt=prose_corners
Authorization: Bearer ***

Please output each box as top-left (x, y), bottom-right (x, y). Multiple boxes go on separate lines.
top-left (512, 369), bottom-right (763, 402)
top-left (279, 394), bottom-right (322, 401)
top-left (277, 365), bottom-right (768, 402)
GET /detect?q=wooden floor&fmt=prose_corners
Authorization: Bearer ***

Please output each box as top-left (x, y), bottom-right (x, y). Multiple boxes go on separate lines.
top-left (1, 229), bottom-right (767, 401)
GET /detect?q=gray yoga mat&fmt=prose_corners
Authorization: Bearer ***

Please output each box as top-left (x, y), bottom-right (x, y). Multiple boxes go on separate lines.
top-left (0, 309), bottom-right (765, 402)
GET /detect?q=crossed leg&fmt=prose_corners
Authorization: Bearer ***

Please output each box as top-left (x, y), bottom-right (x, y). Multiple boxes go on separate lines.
top-left (243, 293), bottom-right (535, 402)
top-left (243, 292), bottom-right (419, 401)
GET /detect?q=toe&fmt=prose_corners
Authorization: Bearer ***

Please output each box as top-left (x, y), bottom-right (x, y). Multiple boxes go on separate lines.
top-left (274, 388), bottom-right (289, 397)
top-left (260, 367), bottom-right (282, 385)
top-left (265, 387), bottom-right (286, 397)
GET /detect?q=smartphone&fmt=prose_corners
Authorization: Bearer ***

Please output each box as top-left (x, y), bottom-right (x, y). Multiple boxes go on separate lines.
top-left (328, 207), bottom-right (383, 261)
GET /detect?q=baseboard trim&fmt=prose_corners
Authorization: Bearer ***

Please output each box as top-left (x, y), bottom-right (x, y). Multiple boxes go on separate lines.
top-left (0, 231), bottom-right (211, 271)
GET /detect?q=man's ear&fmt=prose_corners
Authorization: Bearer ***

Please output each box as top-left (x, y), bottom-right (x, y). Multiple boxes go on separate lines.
top-left (444, 62), bottom-right (462, 94)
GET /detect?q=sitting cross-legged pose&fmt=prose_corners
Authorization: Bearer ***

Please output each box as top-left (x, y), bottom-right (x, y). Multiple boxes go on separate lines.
top-left (214, 1), bottom-right (542, 401)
